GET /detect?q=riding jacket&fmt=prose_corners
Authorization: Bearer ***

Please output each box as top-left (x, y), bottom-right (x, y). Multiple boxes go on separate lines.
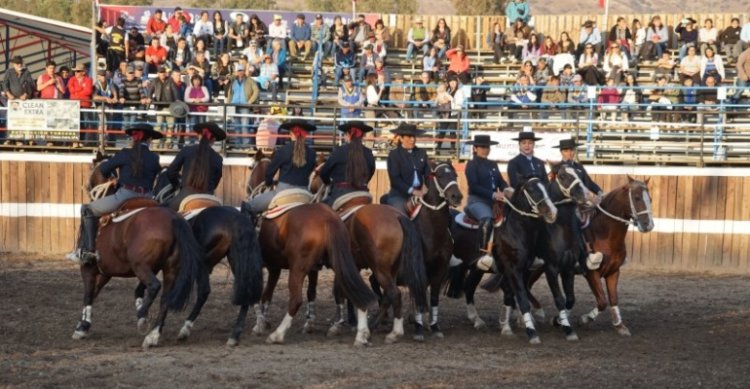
top-left (319, 143), bottom-right (376, 189)
top-left (567, 160), bottom-right (602, 194)
top-left (100, 144), bottom-right (161, 192)
top-left (507, 153), bottom-right (549, 188)
top-left (466, 155), bottom-right (508, 202)
top-left (386, 145), bottom-right (430, 198)
top-left (265, 142), bottom-right (316, 187)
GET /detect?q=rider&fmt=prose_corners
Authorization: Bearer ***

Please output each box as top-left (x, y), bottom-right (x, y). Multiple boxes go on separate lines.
top-left (385, 122), bottom-right (430, 215)
top-left (245, 119), bottom-right (317, 216)
top-left (66, 123), bottom-right (163, 263)
top-left (507, 130), bottom-right (548, 188)
top-left (319, 120), bottom-right (376, 206)
top-left (465, 134), bottom-right (510, 272)
top-left (164, 122), bottom-right (225, 210)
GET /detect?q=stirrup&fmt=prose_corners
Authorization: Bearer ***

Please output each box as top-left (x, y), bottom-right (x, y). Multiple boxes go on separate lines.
top-left (80, 250), bottom-right (99, 264)
top-left (530, 257), bottom-right (545, 271)
top-left (587, 252), bottom-right (603, 270)
top-left (476, 254), bottom-right (495, 272)
top-left (65, 250), bottom-right (82, 263)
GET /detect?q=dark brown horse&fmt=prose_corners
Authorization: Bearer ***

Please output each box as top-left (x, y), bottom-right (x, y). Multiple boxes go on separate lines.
top-left (247, 158), bottom-right (377, 346)
top-left (73, 157), bottom-right (208, 350)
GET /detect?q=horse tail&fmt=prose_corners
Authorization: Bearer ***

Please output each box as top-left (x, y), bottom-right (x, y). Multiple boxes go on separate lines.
top-left (227, 211), bottom-right (264, 306)
top-left (167, 217), bottom-right (209, 311)
top-left (327, 219), bottom-right (377, 310)
top-left (397, 215), bottom-right (428, 310)
top-left (445, 261), bottom-right (467, 299)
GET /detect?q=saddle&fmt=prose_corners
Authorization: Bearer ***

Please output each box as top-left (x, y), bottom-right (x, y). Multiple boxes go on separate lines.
top-left (99, 198), bottom-right (159, 228)
top-left (179, 194), bottom-right (223, 221)
top-left (455, 203), bottom-right (504, 230)
top-left (333, 191), bottom-right (373, 222)
top-left (264, 188), bottom-right (314, 219)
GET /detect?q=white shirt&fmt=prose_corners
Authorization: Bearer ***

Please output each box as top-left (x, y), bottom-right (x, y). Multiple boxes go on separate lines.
top-left (193, 20), bottom-right (213, 37)
top-left (699, 27), bottom-right (718, 43)
top-left (268, 22), bottom-right (287, 39)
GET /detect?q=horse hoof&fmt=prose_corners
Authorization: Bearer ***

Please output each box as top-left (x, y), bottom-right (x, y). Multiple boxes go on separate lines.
top-left (177, 323), bottom-right (192, 341)
top-left (326, 324), bottom-right (341, 337)
top-left (226, 338), bottom-right (239, 347)
top-left (473, 318), bottom-right (486, 330)
top-left (142, 331), bottom-right (160, 350)
top-left (566, 333), bottom-right (580, 341)
top-left (533, 308), bottom-right (546, 321)
top-left (413, 334), bottom-right (425, 342)
top-left (500, 325), bottom-right (514, 337)
top-left (432, 331), bottom-right (444, 340)
top-left (529, 336), bottom-right (541, 345)
top-left (616, 325), bottom-right (632, 337)
top-left (385, 333), bottom-right (400, 344)
top-left (72, 330), bottom-right (88, 340)
top-left (353, 339), bottom-right (370, 347)
top-left (302, 322), bottom-right (313, 334)
top-left (266, 333), bottom-right (284, 344)
top-left (252, 323), bottom-right (266, 336)
top-left (137, 318), bottom-right (148, 333)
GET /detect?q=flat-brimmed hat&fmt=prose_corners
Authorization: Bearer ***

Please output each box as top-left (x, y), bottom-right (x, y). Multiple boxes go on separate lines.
top-left (391, 122), bottom-right (425, 137)
top-left (11, 55), bottom-right (23, 64)
top-left (553, 138), bottom-right (581, 149)
top-left (414, 17), bottom-right (423, 23)
top-left (193, 122), bottom-right (227, 141)
top-left (125, 123), bottom-right (163, 140)
top-left (169, 101), bottom-right (189, 118)
top-left (342, 74), bottom-right (353, 82)
top-left (73, 63), bottom-right (86, 72)
top-left (466, 134), bottom-right (498, 146)
top-left (512, 131), bottom-right (542, 141)
top-left (279, 119), bottom-right (317, 134)
top-left (273, 14), bottom-right (282, 20)
top-left (338, 121), bottom-right (373, 134)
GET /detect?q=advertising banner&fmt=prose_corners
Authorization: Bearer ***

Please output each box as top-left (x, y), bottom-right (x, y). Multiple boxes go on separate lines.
top-left (8, 100), bottom-right (80, 140)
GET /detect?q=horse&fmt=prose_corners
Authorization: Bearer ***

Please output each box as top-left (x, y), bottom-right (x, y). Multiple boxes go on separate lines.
top-left (247, 158), bottom-right (377, 346)
top-left (447, 177), bottom-right (558, 344)
top-left (150, 171), bottom-right (265, 347)
top-left (73, 154), bottom-right (209, 350)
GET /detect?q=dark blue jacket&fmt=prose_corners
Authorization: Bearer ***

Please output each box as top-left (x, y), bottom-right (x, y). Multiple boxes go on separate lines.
top-left (266, 142), bottom-right (316, 187)
top-left (567, 160), bottom-right (602, 194)
top-left (387, 146), bottom-right (430, 198)
top-left (100, 144), bottom-right (161, 192)
top-left (319, 143), bottom-right (375, 188)
top-left (466, 156), bottom-right (507, 201)
top-left (507, 153), bottom-right (549, 188)
top-left (165, 144), bottom-right (223, 193)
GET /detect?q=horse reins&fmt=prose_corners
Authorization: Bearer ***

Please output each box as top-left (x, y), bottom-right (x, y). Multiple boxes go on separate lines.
top-left (419, 163), bottom-right (458, 211)
top-left (247, 158), bottom-right (273, 200)
top-left (596, 184), bottom-right (652, 226)
top-left (554, 166), bottom-right (585, 205)
top-left (503, 178), bottom-right (550, 219)
top-left (89, 180), bottom-right (116, 201)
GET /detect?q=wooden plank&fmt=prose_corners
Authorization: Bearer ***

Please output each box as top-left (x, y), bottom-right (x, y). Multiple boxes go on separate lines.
top-left (63, 163), bottom-right (76, 252)
top-left (712, 176), bottom-right (728, 269)
top-left (48, 161), bottom-right (60, 254)
top-left (672, 176), bottom-right (687, 267)
top-left (722, 176), bottom-right (738, 269)
top-left (27, 163), bottom-right (41, 252)
top-left (0, 160), bottom-right (9, 249)
top-left (16, 162), bottom-right (27, 252)
top-left (739, 177), bottom-right (750, 271)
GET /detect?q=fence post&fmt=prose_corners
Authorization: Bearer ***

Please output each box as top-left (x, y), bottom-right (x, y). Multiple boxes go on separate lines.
top-left (99, 102), bottom-right (106, 151)
top-left (221, 99), bottom-right (228, 157)
top-left (713, 89), bottom-right (726, 161)
top-left (586, 86), bottom-right (595, 159)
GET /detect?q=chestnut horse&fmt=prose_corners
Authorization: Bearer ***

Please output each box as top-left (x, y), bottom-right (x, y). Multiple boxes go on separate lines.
top-left (73, 155), bottom-right (209, 350)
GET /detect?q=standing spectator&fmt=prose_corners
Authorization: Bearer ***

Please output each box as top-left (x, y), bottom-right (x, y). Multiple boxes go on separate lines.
top-left (106, 17), bottom-right (128, 72)
top-left (289, 14), bottom-right (312, 60)
top-left (127, 26), bottom-right (145, 61)
top-left (522, 34), bottom-right (542, 65)
top-left (338, 75), bottom-right (364, 118)
top-left (67, 64), bottom-right (94, 147)
top-left (184, 75), bottom-right (210, 135)
top-left (470, 75), bottom-right (490, 118)
top-left (359, 44), bottom-right (380, 83)
top-left (227, 64), bottom-right (260, 149)
top-left (431, 18), bottom-right (451, 59)
top-left (700, 47), bottom-right (725, 84)
top-left (267, 38), bottom-right (289, 89)
top-left (37, 61), bottom-right (65, 99)
top-left (577, 20), bottom-right (602, 59)
top-left (193, 11), bottom-right (213, 48)
top-left (632, 19), bottom-right (646, 59)
top-left (118, 67), bottom-right (145, 131)
top-left (352, 14), bottom-right (373, 50)
top-left (92, 70), bottom-right (119, 146)
top-left (212, 11), bottom-right (228, 57)
top-left (146, 9), bottom-right (167, 41)
top-left (731, 45), bottom-right (750, 103)
top-left (229, 13), bottom-right (249, 51)
top-left (679, 46), bottom-right (702, 85)
top-left (406, 17), bottom-right (431, 61)
top-left (112, 61), bottom-right (128, 90)
top-left (254, 55), bottom-right (280, 101)
top-left (603, 43), bottom-right (629, 83)
top-left (211, 52), bottom-right (234, 97)
top-left (675, 17), bottom-right (698, 61)
top-left (146, 66), bottom-right (180, 147)
top-left (334, 41), bottom-right (355, 85)
top-left (698, 18), bottom-right (718, 57)
top-left (249, 14), bottom-right (268, 50)
top-left (95, 20), bottom-right (109, 57)
top-left (145, 39), bottom-right (168, 75)
top-left (608, 17), bottom-right (633, 59)
top-left (578, 44), bottom-right (602, 85)
top-left (446, 45), bottom-right (470, 79)
top-left (189, 51), bottom-right (212, 94)
top-left (506, 0), bottom-right (531, 26)
top-left (311, 14), bottom-right (331, 57)
top-left (330, 16), bottom-right (349, 56)
top-left (3, 56), bottom-right (34, 101)
top-left (268, 14), bottom-right (288, 49)
top-left (423, 46), bottom-right (441, 79)
top-left (169, 37), bottom-right (192, 71)
top-left (642, 16), bottom-right (669, 61)
top-left (59, 66), bottom-right (72, 99)
top-left (487, 22), bottom-right (506, 64)
top-left (719, 18), bottom-right (743, 64)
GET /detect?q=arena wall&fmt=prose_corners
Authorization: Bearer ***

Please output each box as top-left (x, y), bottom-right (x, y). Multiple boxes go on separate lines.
top-left (1, 153), bottom-right (748, 274)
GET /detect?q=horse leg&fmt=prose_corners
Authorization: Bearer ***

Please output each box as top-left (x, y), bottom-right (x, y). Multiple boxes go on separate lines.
top-left (227, 304), bottom-right (251, 347)
top-left (134, 282), bottom-right (146, 317)
top-left (327, 281), bottom-right (348, 337)
top-left (253, 266), bottom-right (280, 335)
top-left (509, 267), bottom-right (540, 344)
top-left (545, 268), bottom-right (578, 341)
top-left (606, 269), bottom-right (631, 336)
top-left (134, 268), bottom-right (162, 333)
top-left (428, 264), bottom-right (447, 339)
top-left (302, 271), bottom-right (318, 334)
top-left (369, 273), bottom-right (388, 325)
top-left (177, 266), bottom-right (213, 342)
top-left (368, 272), bottom-right (393, 332)
top-left (142, 258), bottom-right (177, 350)
top-left (464, 269), bottom-right (487, 329)
top-left (580, 270), bottom-right (607, 325)
top-left (266, 268), bottom-right (305, 344)
top-left (383, 279), bottom-right (403, 344)
top-left (72, 264), bottom-right (100, 340)
top-left (330, 281), bottom-right (371, 347)
top-left (499, 278), bottom-right (517, 336)
top-left (527, 267), bottom-right (546, 321)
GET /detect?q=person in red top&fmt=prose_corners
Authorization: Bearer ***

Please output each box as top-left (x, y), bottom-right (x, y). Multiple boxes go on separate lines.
top-left (37, 61), bottom-right (65, 99)
top-left (446, 45), bottom-right (470, 78)
top-left (146, 9), bottom-right (167, 40)
top-left (167, 7), bottom-right (191, 34)
top-left (67, 63), bottom-right (94, 147)
top-left (145, 39), bottom-right (168, 74)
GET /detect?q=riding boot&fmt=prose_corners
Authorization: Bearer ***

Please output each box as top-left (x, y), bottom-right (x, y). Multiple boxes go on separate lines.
top-left (80, 207), bottom-right (100, 264)
top-left (65, 222), bottom-right (86, 263)
top-left (475, 219), bottom-right (495, 272)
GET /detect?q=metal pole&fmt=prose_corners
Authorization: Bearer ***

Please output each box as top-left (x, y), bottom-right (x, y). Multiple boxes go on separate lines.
top-left (603, 0), bottom-right (610, 35)
top-left (90, 0), bottom-right (97, 78)
top-left (352, 0), bottom-right (356, 21)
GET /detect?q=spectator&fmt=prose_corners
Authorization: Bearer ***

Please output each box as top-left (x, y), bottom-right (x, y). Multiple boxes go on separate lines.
top-left (470, 75), bottom-right (490, 118)
top-left (700, 47), bottom-right (725, 84)
top-left (578, 44), bottom-right (603, 85)
top-left (146, 66), bottom-right (180, 147)
top-left (533, 58), bottom-right (551, 99)
top-left (267, 38), bottom-right (289, 89)
top-left (189, 50), bottom-right (212, 94)
top-left (540, 35), bottom-right (558, 64)
top-left (367, 33), bottom-right (387, 60)
top-left (364, 72), bottom-right (399, 124)
top-left (517, 60), bottom-right (535, 83)
top-left (609, 17), bottom-right (633, 59)
top-left (552, 48), bottom-right (576, 76)
top-left (559, 64), bottom-right (576, 86)
top-left (3, 56), bottom-right (34, 101)
top-left (118, 66), bottom-right (145, 131)
top-left (145, 38), bottom-right (168, 75)
top-left (211, 11), bottom-right (228, 57)
top-left (106, 17), bottom-right (128, 72)
top-left (182, 75), bottom-right (210, 144)
top-left (675, 17), bottom-right (698, 61)
top-left (330, 16), bottom-right (349, 56)
top-left (95, 20), bottom-right (109, 57)
top-left (642, 16), bottom-right (668, 61)
top-left (194, 39), bottom-right (212, 62)
top-left (311, 14), bottom-right (331, 57)
top-left (434, 80), bottom-right (453, 151)
top-left (249, 14), bottom-right (268, 49)
top-left (508, 26), bottom-right (529, 62)
top-left (632, 19), bottom-right (646, 59)
top-left (146, 9), bottom-right (167, 40)
top-left (193, 11), bottom-right (213, 48)
top-left (414, 71), bottom-right (436, 115)
top-left (130, 46), bottom-right (147, 72)
top-left (254, 106), bottom-right (284, 150)
top-left (446, 45), bottom-right (470, 78)
top-left (698, 18), bottom-right (718, 57)
top-left (679, 46), bottom-right (701, 85)
top-left (388, 73), bottom-right (410, 117)
top-left (334, 41), bottom-right (355, 85)
top-left (406, 17), bottom-right (431, 61)
top-left (338, 75), bottom-right (364, 118)
top-left (741, 19), bottom-right (750, 47)
top-left (59, 66), bottom-right (72, 99)
top-left (67, 64), bottom-right (94, 148)
top-left (171, 69), bottom-right (186, 99)
top-left (647, 76), bottom-right (675, 122)
top-left (289, 14), bottom-right (312, 60)
top-left (510, 74), bottom-right (537, 118)
top-left (597, 77), bottom-right (620, 121)
top-left (603, 43), bottom-right (629, 83)
top-left (169, 37), bottom-right (192, 71)
top-left (37, 61), bottom-right (65, 99)
top-left (352, 14), bottom-right (373, 49)
top-left (112, 61), bottom-right (128, 90)
top-left (506, 0), bottom-right (531, 26)
top-left (577, 20), bottom-right (602, 59)
top-left (359, 44), bottom-right (380, 83)
top-left (619, 72), bottom-right (642, 121)
top-left (229, 13), bottom-right (249, 50)
top-left (268, 14), bottom-right (288, 48)
top-left (167, 7), bottom-right (191, 35)
top-left (679, 77), bottom-right (698, 123)
top-left (127, 26), bottom-right (145, 61)
top-left (242, 40), bottom-right (264, 74)
top-left (374, 19), bottom-right (391, 46)
top-left (541, 75), bottom-right (565, 119)
top-left (227, 64), bottom-right (260, 149)
top-left (160, 24), bottom-right (180, 52)
top-left (720, 18), bottom-right (742, 64)
top-left (423, 46), bottom-right (441, 79)
top-left (522, 34), bottom-right (542, 65)
top-left (373, 58), bottom-right (391, 88)
top-left (487, 22), bottom-right (506, 64)
top-left (92, 70), bottom-right (119, 146)
top-left (431, 18), bottom-right (451, 58)
top-left (565, 74), bottom-right (588, 120)
top-left (558, 31), bottom-right (575, 55)
top-left (211, 52), bottom-right (233, 97)
top-left (697, 75), bottom-right (719, 124)
top-left (254, 54), bottom-right (280, 101)
top-left (653, 52), bottom-right (676, 82)
top-left (731, 45), bottom-right (750, 103)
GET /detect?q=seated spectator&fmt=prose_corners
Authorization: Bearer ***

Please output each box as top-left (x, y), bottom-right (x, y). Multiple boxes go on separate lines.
top-left (647, 76), bottom-right (675, 122)
top-left (311, 14), bottom-right (331, 57)
top-left (679, 46), bottom-right (701, 85)
top-left (697, 75), bottom-right (720, 124)
top-left (367, 33), bottom-right (387, 60)
top-left (359, 44), bottom-right (380, 82)
top-left (565, 74), bottom-right (588, 119)
top-left (37, 61), bottom-right (65, 100)
top-left (506, 0), bottom-right (532, 26)
top-left (169, 37), bottom-right (192, 71)
top-left (211, 52), bottom-right (233, 97)
top-left (127, 26), bottom-right (145, 61)
top-left (373, 59), bottom-right (390, 87)
top-left (641, 16), bottom-right (668, 61)
top-left (603, 43), bottom-right (629, 83)
top-left (679, 77), bottom-right (698, 123)
top-left (619, 72), bottom-right (642, 121)
top-left (508, 29), bottom-right (528, 62)
top-left (130, 46), bottom-right (147, 73)
top-left (522, 34), bottom-right (542, 65)
top-left (334, 41), bottom-right (355, 85)
top-left (540, 75), bottom-right (565, 119)
top-left (552, 51), bottom-right (576, 76)
top-left (558, 31), bottom-right (576, 55)
top-left (189, 51), bottom-right (212, 94)
top-left (194, 39), bottom-right (211, 62)
top-left (423, 46), bottom-right (442, 79)
top-left (445, 45), bottom-right (470, 78)
top-left (242, 40), bottom-right (265, 74)
top-left (229, 13), bottom-right (249, 50)
top-left (577, 20), bottom-right (602, 59)
top-left (330, 16), bottom-right (349, 56)
top-left (193, 11), bottom-right (213, 49)
top-left (486, 22), bottom-right (506, 64)
top-left (146, 9), bottom-right (167, 41)
top-left (698, 19), bottom-right (718, 57)
top-left (212, 11), bottom-right (229, 57)
top-left (609, 17), bottom-right (633, 60)
top-left (632, 19), bottom-right (646, 59)
top-left (406, 17), bottom-right (431, 61)
top-left (509, 74), bottom-right (537, 118)
top-left (374, 19), bottom-right (391, 46)
top-left (254, 55), bottom-right (280, 101)
top-left (540, 36), bottom-right (558, 64)
top-left (249, 14), bottom-right (268, 50)
top-left (266, 38), bottom-right (288, 89)
top-left (414, 71), bottom-right (436, 113)
top-left (160, 24), bottom-right (180, 53)
top-left (578, 44), bottom-right (603, 85)
top-left (226, 64), bottom-right (260, 148)
top-left (352, 14), bottom-right (373, 50)
top-left (289, 14), bottom-right (312, 60)
top-left (653, 52), bottom-right (675, 82)
top-left (184, 75), bottom-right (210, 136)
top-left (145, 38), bottom-right (168, 75)
top-left (268, 14), bottom-right (288, 49)
top-left (559, 64), bottom-right (576, 86)
top-left (388, 73), bottom-right (411, 117)
top-left (700, 46), bottom-right (725, 84)
top-left (338, 75), bottom-right (364, 118)
top-left (534, 58), bottom-right (550, 86)
top-left (517, 60), bottom-right (536, 83)
top-left (364, 72), bottom-right (399, 123)
top-left (431, 18), bottom-right (451, 58)
top-left (675, 17), bottom-right (698, 61)
top-left (597, 78), bottom-right (620, 121)
top-left (720, 18), bottom-right (743, 64)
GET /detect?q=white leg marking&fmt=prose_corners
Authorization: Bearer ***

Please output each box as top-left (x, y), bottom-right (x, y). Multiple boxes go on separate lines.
top-left (558, 309), bottom-right (571, 327)
top-left (499, 305), bottom-right (513, 336)
top-left (385, 317), bottom-right (404, 344)
top-left (327, 304), bottom-right (346, 337)
top-left (252, 304), bottom-right (267, 335)
top-left (610, 306), bottom-right (622, 326)
top-left (430, 306), bottom-right (439, 326)
top-left (142, 326), bottom-right (161, 349)
top-left (266, 313), bottom-right (293, 344)
top-left (523, 312), bottom-right (536, 331)
top-left (177, 320), bottom-right (193, 340)
top-left (135, 297), bottom-right (143, 312)
top-left (354, 309), bottom-right (370, 347)
top-left (581, 307), bottom-right (600, 324)
top-left (82, 305), bottom-right (92, 323)
top-left (303, 302), bottom-right (316, 333)
top-left (414, 312), bottom-right (424, 326)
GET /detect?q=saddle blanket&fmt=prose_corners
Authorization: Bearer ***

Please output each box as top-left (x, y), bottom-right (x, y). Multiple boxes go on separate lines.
top-left (181, 207), bottom-right (207, 221)
top-left (110, 207), bottom-right (148, 223)
top-left (454, 212), bottom-right (503, 230)
top-left (264, 202), bottom-right (306, 219)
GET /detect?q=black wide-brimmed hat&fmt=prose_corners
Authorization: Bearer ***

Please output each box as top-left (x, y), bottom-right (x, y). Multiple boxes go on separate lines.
top-left (169, 101), bottom-right (189, 119)
top-left (125, 123), bottom-right (163, 140)
top-left (553, 138), bottom-right (582, 150)
top-left (391, 122), bottom-right (425, 137)
top-left (338, 120), bottom-right (374, 134)
top-left (511, 131), bottom-right (542, 141)
top-left (279, 119), bottom-right (317, 134)
top-left (193, 122), bottom-right (227, 141)
top-left (466, 134), bottom-right (498, 146)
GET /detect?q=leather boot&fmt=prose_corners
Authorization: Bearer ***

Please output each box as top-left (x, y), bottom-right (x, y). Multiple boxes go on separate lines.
top-left (475, 219), bottom-right (495, 272)
top-left (80, 207), bottom-right (100, 263)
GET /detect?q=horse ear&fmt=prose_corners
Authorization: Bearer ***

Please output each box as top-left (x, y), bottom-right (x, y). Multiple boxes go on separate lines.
top-left (627, 174), bottom-right (634, 183)
top-left (254, 149), bottom-right (264, 161)
top-left (644, 177), bottom-right (651, 185)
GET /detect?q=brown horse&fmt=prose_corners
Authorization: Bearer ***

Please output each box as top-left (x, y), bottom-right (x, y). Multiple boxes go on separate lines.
top-left (73, 156), bottom-right (208, 350)
top-left (247, 158), bottom-right (377, 346)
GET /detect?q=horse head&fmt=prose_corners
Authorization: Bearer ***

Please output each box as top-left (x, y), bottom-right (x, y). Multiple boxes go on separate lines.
top-left (512, 177), bottom-right (557, 224)
top-left (153, 168), bottom-right (178, 204)
top-left (308, 152), bottom-right (327, 198)
top-left (627, 175), bottom-right (654, 233)
top-left (427, 160), bottom-right (463, 208)
top-left (245, 150), bottom-right (274, 200)
top-left (87, 151), bottom-right (116, 201)
top-left (551, 161), bottom-right (590, 207)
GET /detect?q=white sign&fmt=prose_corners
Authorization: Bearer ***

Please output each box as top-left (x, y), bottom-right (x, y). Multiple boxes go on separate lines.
top-left (8, 99), bottom-right (80, 140)
top-left (464, 130), bottom-right (575, 162)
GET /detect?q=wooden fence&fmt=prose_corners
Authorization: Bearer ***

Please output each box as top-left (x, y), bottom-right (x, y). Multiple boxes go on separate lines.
top-left (1, 156), bottom-right (748, 273)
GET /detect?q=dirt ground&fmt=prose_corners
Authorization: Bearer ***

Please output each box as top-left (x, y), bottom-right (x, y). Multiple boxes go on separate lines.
top-left (1, 255), bottom-right (749, 388)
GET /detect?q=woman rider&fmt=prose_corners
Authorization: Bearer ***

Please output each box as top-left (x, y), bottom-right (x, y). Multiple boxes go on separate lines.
top-left (165, 122), bottom-right (225, 210)
top-left (66, 123), bottom-right (163, 263)
top-left (385, 122), bottom-right (430, 215)
top-left (245, 119), bottom-right (317, 216)
top-left (507, 130), bottom-right (548, 188)
top-left (319, 120), bottom-right (376, 206)
top-left (464, 134), bottom-right (510, 272)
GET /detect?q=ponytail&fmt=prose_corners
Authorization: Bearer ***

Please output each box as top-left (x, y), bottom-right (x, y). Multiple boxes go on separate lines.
top-left (345, 136), bottom-right (368, 188)
top-left (291, 126), bottom-right (308, 168)
top-left (130, 131), bottom-right (145, 177)
top-left (183, 136), bottom-right (212, 191)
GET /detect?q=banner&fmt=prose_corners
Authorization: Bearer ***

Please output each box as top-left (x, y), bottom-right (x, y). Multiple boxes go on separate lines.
top-left (8, 100), bottom-right (80, 140)
top-left (464, 130), bottom-right (573, 162)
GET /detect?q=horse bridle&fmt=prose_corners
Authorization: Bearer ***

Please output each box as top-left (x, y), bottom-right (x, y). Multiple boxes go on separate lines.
top-left (504, 178), bottom-right (550, 218)
top-left (596, 183), bottom-right (652, 226)
top-left (418, 162), bottom-right (459, 211)
top-left (555, 166), bottom-right (584, 203)
top-left (247, 158), bottom-right (272, 200)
